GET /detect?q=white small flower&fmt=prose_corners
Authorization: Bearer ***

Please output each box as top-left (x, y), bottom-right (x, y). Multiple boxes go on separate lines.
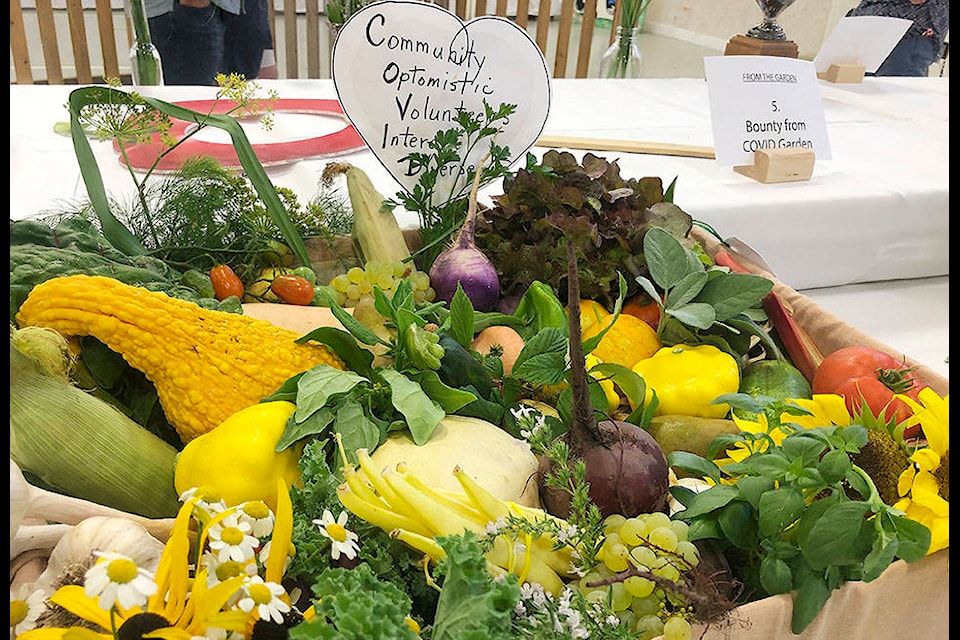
top-left (84, 551), bottom-right (158, 610)
top-left (312, 510), bottom-right (359, 561)
top-left (179, 485), bottom-right (228, 517)
top-left (208, 513), bottom-right (260, 563)
top-left (10, 585), bottom-right (46, 634)
top-left (202, 550), bottom-right (257, 587)
top-left (237, 500), bottom-right (275, 538)
top-left (485, 516), bottom-right (507, 535)
top-left (556, 524), bottom-right (578, 543)
top-left (236, 576), bottom-right (290, 624)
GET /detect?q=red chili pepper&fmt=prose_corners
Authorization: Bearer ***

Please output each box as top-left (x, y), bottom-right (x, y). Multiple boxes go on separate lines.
top-left (270, 274), bottom-right (315, 306)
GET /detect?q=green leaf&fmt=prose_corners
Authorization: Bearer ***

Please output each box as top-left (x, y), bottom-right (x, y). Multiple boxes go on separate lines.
top-left (791, 570), bottom-right (832, 634)
top-left (411, 370), bottom-right (478, 413)
top-left (890, 514), bottom-right (932, 562)
top-left (757, 486), bottom-right (806, 537)
top-left (760, 556), bottom-right (793, 595)
top-left (448, 285), bottom-right (475, 347)
top-left (319, 291), bottom-right (388, 347)
top-left (817, 449), bottom-right (852, 485)
top-left (643, 227), bottom-right (690, 289)
top-left (664, 302), bottom-right (716, 330)
top-left (295, 365), bottom-right (367, 423)
top-left (381, 368), bottom-right (445, 445)
top-left (276, 406), bottom-right (336, 452)
top-left (666, 450), bottom-right (722, 484)
top-left (799, 501), bottom-right (871, 569)
top-left (296, 326), bottom-right (375, 379)
top-left (862, 530), bottom-right (899, 582)
top-left (717, 499), bottom-right (757, 549)
top-left (333, 398), bottom-right (382, 456)
top-left (676, 484), bottom-right (740, 520)
top-left (697, 273), bottom-right (773, 321)
top-left (666, 271), bottom-right (708, 308)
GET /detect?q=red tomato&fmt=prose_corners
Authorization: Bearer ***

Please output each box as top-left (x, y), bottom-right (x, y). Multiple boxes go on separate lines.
top-left (209, 264), bottom-right (245, 301)
top-left (270, 274), bottom-right (315, 306)
top-left (812, 346), bottom-right (925, 426)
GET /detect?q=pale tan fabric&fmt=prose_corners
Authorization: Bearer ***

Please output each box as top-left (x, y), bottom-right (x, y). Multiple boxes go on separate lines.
top-left (652, 549), bottom-right (949, 640)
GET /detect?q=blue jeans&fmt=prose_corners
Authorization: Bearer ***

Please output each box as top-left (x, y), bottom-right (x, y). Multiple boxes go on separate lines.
top-left (873, 34), bottom-right (938, 77)
top-left (149, 1), bottom-right (273, 85)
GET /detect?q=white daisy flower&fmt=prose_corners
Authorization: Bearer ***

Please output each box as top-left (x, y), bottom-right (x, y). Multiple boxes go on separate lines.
top-left (237, 500), bottom-right (275, 538)
top-left (83, 551), bottom-right (158, 610)
top-left (236, 576), bottom-right (290, 624)
top-left (208, 513), bottom-right (260, 563)
top-left (179, 485), bottom-right (228, 518)
top-left (10, 585), bottom-right (46, 635)
top-left (257, 539), bottom-right (293, 574)
top-left (312, 510), bottom-right (360, 561)
top-left (202, 550), bottom-right (257, 587)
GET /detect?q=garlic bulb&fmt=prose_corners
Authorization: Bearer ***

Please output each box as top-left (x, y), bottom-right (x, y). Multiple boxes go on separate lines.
top-left (31, 516), bottom-right (166, 597)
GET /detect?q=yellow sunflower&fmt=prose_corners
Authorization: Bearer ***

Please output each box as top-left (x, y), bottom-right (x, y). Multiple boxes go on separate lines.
top-left (893, 389), bottom-right (949, 554)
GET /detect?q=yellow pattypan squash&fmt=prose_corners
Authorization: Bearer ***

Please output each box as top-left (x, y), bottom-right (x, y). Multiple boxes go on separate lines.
top-left (174, 400), bottom-right (301, 509)
top-left (582, 312), bottom-right (661, 369)
top-left (631, 344), bottom-right (740, 418)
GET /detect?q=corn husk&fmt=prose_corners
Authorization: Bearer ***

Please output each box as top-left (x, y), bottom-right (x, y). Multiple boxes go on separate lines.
top-left (10, 332), bottom-right (181, 519)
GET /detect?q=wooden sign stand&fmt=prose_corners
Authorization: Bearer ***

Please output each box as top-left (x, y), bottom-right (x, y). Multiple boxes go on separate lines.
top-left (817, 63), bottom-right (866, 83)
top-left (724, 34), bottom-right (799, 59)
top-left (733, 148), bottom-right (815, 183)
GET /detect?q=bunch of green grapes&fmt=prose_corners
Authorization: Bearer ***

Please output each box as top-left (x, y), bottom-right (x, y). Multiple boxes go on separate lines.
top-left (327, 260), bottom-right (435, 307)
top-left (576, 512), bottom-right (700, 640)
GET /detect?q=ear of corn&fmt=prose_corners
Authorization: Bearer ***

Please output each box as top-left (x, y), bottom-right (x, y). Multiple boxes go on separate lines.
top-left (15, 275), bottom-right (345, 444)
top-left (341, 162), bottom-right (412, 266)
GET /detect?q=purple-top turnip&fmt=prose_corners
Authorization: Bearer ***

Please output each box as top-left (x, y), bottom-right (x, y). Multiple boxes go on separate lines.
top-left (537, 240), bottom-right (669, 520)
top-left (428, 154), bottom-right (500, 312)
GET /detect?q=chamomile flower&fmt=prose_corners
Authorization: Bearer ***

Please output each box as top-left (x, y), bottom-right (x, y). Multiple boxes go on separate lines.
top-left (180, 485), bottom-right (228, 523)
top-left (10, 585), bottom-right (45, 635)
top-left (202, 551), bottom-right (258, 588)
top-left (312, 510), bottom-right (360, 561)
top-left (83, 551), bottom-right (158, 610)
top-left (236, 576), bottom-right (290, 624)
top-left (237, 500), bottom-right (276, 538)
top-left (208, 512), bottom-right (260, 563)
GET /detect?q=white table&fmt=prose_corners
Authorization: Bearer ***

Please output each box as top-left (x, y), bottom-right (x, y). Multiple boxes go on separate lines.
top-left (8, 79), bottom-right (949, 380)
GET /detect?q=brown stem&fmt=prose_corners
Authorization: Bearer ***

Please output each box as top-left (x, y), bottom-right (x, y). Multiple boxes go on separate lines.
top-left (565, 239), bottom-right (598, 454)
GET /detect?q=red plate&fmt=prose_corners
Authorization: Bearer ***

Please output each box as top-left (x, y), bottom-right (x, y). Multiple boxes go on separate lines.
top-left (114, 98), bottom-right (366, 171)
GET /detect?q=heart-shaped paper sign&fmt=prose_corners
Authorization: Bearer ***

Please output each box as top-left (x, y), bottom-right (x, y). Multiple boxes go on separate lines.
top-left (332, 0), bottom-right (551, 204)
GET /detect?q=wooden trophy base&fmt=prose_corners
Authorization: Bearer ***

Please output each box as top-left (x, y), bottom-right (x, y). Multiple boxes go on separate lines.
top-left (733, 148), bottom-right (815, 184)
top-left (724, 34), bottom-right (799, 59)
top-left (817, 64), bottom-right (866, 83)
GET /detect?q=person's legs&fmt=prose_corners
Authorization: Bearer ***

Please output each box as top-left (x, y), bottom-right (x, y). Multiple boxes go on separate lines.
top-left (220, 0), bottom-right (274, 80)
top-left (874, 35), bottom-right (938, 77)
top-left (149, 3), bottom-right (226, 85)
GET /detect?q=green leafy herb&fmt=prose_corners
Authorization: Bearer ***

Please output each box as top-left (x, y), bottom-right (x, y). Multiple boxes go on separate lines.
top-left (387, 101), bottom-right (517, 269)
top-left (668, 397), bottom-right (931, 634)
top-left (635, 227), bottom-right (775, 360)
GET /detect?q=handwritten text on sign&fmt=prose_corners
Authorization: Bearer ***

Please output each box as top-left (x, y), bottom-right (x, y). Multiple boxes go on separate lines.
top-left (704, 56), bottom-right (831, 167)
top-left (332, 1), bottom-right (551, 202)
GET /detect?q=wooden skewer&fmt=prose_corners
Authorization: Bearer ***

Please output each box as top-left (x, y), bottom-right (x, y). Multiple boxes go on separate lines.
top-left (535, 134), bottom-right (715, 159)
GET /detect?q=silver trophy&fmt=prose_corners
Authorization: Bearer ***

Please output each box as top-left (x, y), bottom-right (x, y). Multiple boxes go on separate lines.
top-left (746, 0), bottom-right (797, 40)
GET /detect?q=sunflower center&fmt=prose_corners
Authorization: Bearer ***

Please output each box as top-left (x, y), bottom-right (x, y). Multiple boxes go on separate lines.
top-left (221, 526), bottom-right (245, 546)
top-left (248, 583), bottom-right (273, 605)
top-left (243, 501), bottom-right (270, 519)
top-left (215, 560), bottom-right (245, 581)
top-left (106, 557), bottom-right (139, 583)
top-left (325, 523), bottom-right (348, 542)
top-left (10, 599), bottom-right (28, 626)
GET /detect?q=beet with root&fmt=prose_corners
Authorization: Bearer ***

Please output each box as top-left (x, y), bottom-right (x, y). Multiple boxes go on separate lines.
top-left (537, 240), bottom-right (670, 519)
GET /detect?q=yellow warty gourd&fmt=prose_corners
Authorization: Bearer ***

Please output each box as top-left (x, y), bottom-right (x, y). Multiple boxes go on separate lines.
top-left (16, 275), bottom-right (344, 443)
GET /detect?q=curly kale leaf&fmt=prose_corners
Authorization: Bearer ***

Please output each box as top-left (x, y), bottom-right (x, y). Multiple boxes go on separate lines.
top-left (429, 532), bottom-right (520, 640)
top-left (290, 563), bottom-right (419, 640)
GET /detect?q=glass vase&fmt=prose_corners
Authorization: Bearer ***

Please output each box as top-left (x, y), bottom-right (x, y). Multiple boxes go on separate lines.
top-left (599, 26), bottom-right (643, 79)
top-left (125, 0), bottom-right (164, 85)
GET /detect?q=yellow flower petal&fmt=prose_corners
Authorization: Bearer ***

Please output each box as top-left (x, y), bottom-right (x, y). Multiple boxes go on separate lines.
top-left (143, 630), bottom-right (193, 640)
top-left (48, 585), bottom-right (114, 630)
top-left (266, 477), bottom-right (293, 584)
top-left (792, 394), bottom-right (851, 428)
top-left (897, 466), bottom-right (916, 497)
top-left (911, 448), bottom-right (941, 473)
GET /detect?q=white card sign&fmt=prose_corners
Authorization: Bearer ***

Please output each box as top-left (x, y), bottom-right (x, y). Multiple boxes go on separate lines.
top-left (813, 16), bottom-right (912, 74)
top-left (704, 56), bottom-right (832, 167)
top-left (331, 0), bottom-right (551, 204)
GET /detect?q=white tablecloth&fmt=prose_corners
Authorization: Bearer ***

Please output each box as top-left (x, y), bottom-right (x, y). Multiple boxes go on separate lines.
top-left (8, 78), bottom-right (950, 380)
